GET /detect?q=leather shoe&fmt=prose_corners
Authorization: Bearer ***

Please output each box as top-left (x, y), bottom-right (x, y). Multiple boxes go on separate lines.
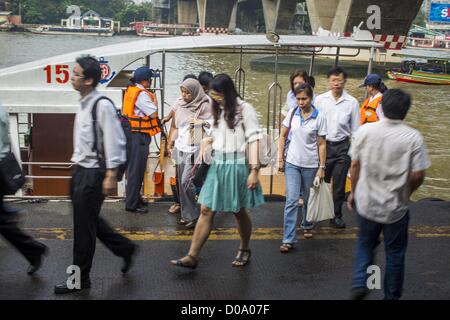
top-left (184, 219), bottom-right (198, 230)
top-left (27, 245), bottom-right (48, 275)
top-left (350, 287), bottom-right (369, 300)
top-left (330, 217), bottom-right (346, 228)
top-left (126, 207), bottom-right (148, 214)
top-left (122, 243), bottom-right (138, 274)
top-left (54, 280), bottom-right (91, 294)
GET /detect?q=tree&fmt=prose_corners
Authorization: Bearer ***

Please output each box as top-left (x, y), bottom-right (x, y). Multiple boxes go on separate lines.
top-left (9, 0), bottom-right (153, 25)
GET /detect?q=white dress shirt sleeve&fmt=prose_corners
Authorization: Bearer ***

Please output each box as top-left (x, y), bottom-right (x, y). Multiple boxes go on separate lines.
top-left (411, 133), bottom-right (431, 172)
top-left (350, 98), bottom-right (361, 137)
top-left (97, 99), bottom-right (127, 169)
top-left (135, 91), bottom-right (158, 117)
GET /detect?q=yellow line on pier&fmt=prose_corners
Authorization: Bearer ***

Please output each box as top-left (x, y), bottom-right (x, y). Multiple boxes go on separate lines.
top-left (23, 226), bottom-right (450, 241)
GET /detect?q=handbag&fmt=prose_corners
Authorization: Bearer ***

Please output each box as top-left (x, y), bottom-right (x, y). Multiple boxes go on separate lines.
top-left (0, 151), bottom-right (25, 195)
top-left (306, 180), bottom-right (335, 223)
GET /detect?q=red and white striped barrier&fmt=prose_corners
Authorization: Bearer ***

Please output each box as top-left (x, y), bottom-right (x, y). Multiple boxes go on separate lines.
top-left (198, 27), bottom-right (228, 34)
top-left (341, 32), bottom-right (406, 50)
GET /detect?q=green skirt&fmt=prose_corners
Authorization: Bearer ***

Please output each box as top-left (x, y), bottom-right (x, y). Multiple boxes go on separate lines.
top-left (197, 152), bottom-right (265, 212)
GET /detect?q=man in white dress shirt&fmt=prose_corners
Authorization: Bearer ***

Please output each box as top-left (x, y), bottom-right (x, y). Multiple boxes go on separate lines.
top-left (54, 56), bottom-right (137, 294)
top-left (315, 67), bottom-right (360, 228)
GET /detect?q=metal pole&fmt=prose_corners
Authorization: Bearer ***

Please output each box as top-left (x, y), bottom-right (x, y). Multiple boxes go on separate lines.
top-left (367, 46), bottom-right (375, 75)
top-left (309, 50), bottom-right (315, 76)
top-left (335, 47), bottom-right (340, 67)
top-left (269, 44), bottom-right (280, 196)
top-left (161, 50), bottom-right (166, 118)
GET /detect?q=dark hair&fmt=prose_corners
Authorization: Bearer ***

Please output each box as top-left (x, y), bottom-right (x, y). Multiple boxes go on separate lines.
top-left (183, 74), bottom-right (198, 81)
top-left (198, 71), bottom-right (214, 87)
top-left (210, 74), bottom-right (240, 129)
top-left (327, 66), bottom-right (348, 79)
top-left (290, 70), bottom-right (315, 92)
top-left (382, 89), bottom-right (411, 120)
top-left (293, 83), bottom-right (314, 99)
top-left (76, 55), bottom-right (101, 88)
top-left (370, 81), bottom-right (388, 93)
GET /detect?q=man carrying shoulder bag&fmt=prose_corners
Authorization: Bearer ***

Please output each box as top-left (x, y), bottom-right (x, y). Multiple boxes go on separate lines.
top-left (0, 102), bottom-right (48, 275)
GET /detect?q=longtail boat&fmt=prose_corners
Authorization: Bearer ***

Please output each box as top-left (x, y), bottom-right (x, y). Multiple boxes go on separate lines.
top-left (387, 70), bottom-right (450, 85)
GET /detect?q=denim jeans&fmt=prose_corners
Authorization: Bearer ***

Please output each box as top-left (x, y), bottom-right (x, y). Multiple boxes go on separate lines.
top-left (283, 162), bottom-right (317, 244)
top-left (352, 212), bottom-right (409, 300)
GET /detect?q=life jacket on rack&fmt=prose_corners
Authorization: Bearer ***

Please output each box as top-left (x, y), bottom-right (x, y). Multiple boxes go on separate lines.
top-left (360, 95), bottom-right (383, 125)
top-left (122, 85), bottom-right (161, 136)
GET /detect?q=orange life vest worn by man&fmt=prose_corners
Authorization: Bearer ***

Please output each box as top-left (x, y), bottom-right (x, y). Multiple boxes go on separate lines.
top-left (358, 74), bottom-right (387, 125)
top-left (123, 66), bottom-right (160, 213)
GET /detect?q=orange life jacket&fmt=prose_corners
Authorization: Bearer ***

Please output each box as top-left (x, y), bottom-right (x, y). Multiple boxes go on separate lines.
top-left (122, 85), bottom-right (161, 136)
top-left (360, 95), bottom-right (383, 125)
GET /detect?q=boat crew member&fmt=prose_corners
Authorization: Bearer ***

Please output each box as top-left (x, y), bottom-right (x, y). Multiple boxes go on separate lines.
top-left (123, 66), bottom-right (160, 213)
top-left (358, 74), bottom-right (387, 125)
top-left (54, 56), bottom-right (137, 294)
top-left (315, 67), bottom-right (360, 228)
top-left (0, 102), bottom-right (48, 275)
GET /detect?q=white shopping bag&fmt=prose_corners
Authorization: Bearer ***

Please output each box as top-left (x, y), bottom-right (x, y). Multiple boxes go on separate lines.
top-left (306, 180), bottom-right (335, 223)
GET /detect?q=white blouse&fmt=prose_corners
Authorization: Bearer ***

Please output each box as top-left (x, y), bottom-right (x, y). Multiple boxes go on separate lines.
top-left (211, 98), bottom-right (262, 153)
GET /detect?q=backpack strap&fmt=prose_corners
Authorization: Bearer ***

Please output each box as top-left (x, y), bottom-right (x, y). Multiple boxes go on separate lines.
top-left (91, 96), bottom-right (116, 167)
top-left (286, 106), bottom-right (298, 137)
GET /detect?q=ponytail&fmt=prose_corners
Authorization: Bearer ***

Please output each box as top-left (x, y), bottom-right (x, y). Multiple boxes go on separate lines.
top-left (379, 81), bottom-right (388, 93)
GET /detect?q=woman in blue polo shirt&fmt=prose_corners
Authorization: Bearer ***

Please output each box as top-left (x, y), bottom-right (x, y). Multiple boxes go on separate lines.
top-left (277, 83), bottom-right (327, 252)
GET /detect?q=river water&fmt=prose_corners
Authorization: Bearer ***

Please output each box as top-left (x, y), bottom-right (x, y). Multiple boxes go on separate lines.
top-left (1, 32), bottom-right (449, 200)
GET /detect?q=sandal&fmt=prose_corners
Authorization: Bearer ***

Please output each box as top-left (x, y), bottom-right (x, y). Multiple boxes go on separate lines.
top-left (231, 249), bottom-right (251, 267)
top-left (178, 218), bottom-right (189, 225)
top-left (280, 243), bottom-right (294, 253)
top-left (169, 203), bottom-right (181, 214)
top-left (170, 254), bottom-right (198, 269)
top-left (303, 229), bottom-right (313, 239)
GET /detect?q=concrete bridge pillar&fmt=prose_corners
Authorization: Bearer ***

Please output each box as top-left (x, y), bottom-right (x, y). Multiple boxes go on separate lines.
top-left (262, 0), bottom-right (298, 34)
top-left (306, 0), bottom-right (424, 36)
top-left (177, 0), bottom-right (198, 25)
top-left (197, 0), bottom-right (238, 29)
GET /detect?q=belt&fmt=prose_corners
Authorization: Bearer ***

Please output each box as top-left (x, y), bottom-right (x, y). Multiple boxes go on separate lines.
top-left (327, 138), bottom-right (349, 146)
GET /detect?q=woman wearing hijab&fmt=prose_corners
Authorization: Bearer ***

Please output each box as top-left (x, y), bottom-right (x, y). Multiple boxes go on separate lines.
top-left (167, 78), bottom-right (213, 229)
top-left (170, 74), bottom-right (264, 269)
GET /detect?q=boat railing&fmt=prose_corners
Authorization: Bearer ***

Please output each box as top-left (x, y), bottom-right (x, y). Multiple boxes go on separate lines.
top-left (3, 35), bottom-right (382, 199)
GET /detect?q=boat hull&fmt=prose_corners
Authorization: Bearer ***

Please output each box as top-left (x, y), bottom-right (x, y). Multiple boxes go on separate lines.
top-left (387, 70), bottom-right (450, 85)
top-left (29, 28), bottom-right (114, 37)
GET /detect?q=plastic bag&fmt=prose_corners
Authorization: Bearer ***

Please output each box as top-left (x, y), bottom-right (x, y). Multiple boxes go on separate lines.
top-left (306, 180), bottom-right (335, 223)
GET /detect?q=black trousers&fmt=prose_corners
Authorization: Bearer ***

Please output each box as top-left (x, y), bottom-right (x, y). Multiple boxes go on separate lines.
top-left (324, 139), bottom-right (351, 219)
top-left (126, 132), bottom-right (151, 210)
top-left (0, 191), bottom-right (46, 263)
top-left (71, 166), bottom-right (134, 281)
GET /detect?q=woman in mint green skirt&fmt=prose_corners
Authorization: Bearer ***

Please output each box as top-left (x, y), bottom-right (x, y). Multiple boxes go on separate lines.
top-left (170, 74), bottom-right (264, 269)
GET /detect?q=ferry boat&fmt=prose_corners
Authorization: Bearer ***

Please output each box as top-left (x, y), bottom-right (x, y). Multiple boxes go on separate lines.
top-left (0, 34), bottom-right (383, 199)
top-left (134, 22), bottom-right (199, 37)
top-left (28, 8), bottom-right (114, 37)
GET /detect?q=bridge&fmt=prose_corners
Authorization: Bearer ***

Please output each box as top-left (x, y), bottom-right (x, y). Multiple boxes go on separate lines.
top-left (176, 0), bottom-right (423, 37)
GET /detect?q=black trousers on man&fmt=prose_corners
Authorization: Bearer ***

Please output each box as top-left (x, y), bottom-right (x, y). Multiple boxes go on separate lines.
top-left (0, 191), bottom-right (46, 265)
top-left (71, 166), bottom-right (134, 282)
top-left (324, 138), bottom-right (351, 219)
top-left (125, 132), bottom-right (151, 210)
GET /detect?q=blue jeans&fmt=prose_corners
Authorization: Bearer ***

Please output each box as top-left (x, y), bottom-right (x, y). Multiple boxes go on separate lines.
top-left (352, 212), bottom-right (409, 300)
top-left (283, 162), bottom-right (317, 244)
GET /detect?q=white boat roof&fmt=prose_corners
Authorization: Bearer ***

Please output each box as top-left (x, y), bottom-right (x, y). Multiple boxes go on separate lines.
top-left (0, 34), bottom-right (383, 113)
top-left (394, 48), bottom-right (450, 62)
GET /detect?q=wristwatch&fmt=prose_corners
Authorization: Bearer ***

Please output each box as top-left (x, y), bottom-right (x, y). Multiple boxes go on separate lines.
top-left (319, 165), bottom-right (326, 169)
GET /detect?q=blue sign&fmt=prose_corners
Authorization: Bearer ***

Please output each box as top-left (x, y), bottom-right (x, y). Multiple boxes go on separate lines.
top-left (429, 3), bottom-right (450, 23)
